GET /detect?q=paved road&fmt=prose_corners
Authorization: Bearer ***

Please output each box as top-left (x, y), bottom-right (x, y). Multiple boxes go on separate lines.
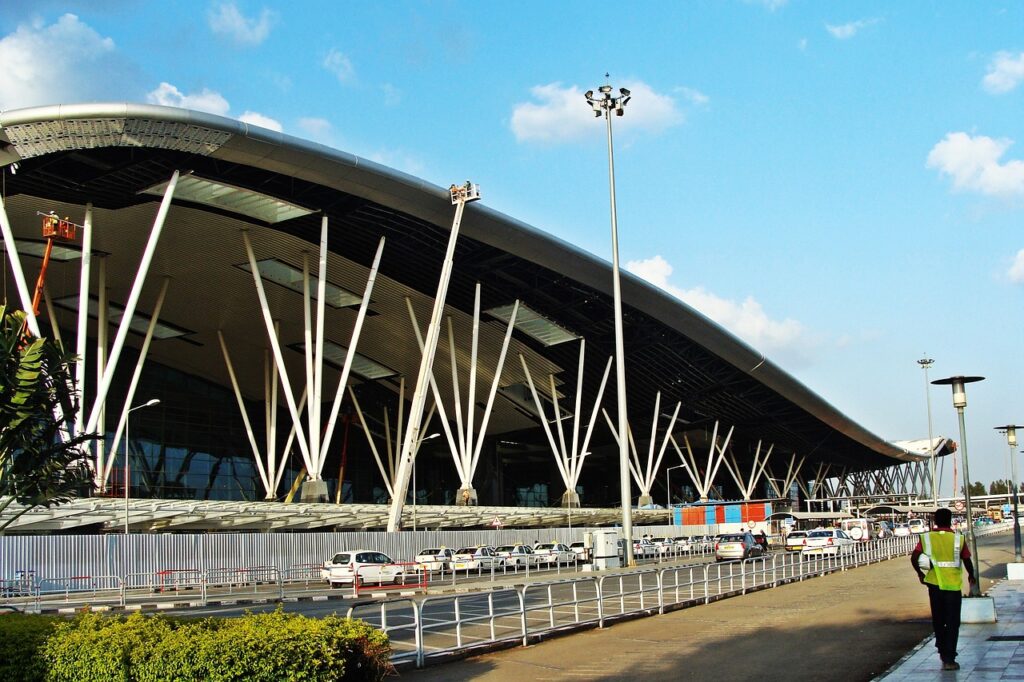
top-left (401, 532), bottom-right (1013, 681)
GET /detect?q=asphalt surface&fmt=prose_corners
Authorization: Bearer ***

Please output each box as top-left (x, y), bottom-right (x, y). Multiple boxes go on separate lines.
top-left (399, 532), bottom-right (1014, 682)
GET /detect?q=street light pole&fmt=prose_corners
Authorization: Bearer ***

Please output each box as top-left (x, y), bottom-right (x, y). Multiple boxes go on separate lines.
top-left (995, 425), bottom-right (1023, 562)
top-left (666, 464), bottom-right (685, 511)
top-left (932, 375), bottom-right (984, 597)
top-left (585, 77), bottom-right (634, 566)
top-left (917, 356), bottom-right (937, 501)
top-left (124, 398), bottom-right (160, 535)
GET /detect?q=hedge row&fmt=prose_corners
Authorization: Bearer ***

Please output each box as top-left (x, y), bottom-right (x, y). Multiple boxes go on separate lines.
top-left (0, 609), bottom-right (391, 682)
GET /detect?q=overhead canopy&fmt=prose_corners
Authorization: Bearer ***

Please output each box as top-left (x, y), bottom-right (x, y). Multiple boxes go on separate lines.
top-left (0, 103), bottom-right (924, 508)
top-left (0, 496), bottom-right (672, 532)
top-left (767, 511), bottom-right (854, 521)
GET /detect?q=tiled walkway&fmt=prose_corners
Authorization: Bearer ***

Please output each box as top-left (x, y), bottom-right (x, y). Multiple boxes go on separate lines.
top-left (879, 580), bottom-right (1024, 680)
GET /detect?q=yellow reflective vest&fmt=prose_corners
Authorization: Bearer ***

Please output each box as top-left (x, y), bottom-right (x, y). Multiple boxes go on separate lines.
top-left (921, 530), bottom-right (963, 591)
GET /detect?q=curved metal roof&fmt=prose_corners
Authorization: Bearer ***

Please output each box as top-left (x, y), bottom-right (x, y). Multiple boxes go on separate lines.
top-left (0, 102), bottom-right (917, 479)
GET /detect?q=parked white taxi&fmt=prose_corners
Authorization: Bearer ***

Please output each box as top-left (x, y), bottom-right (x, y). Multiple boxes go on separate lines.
top-left (322, 549), bottom-right (407, 587)
top-left (801, 529), bottom-right (856, 557)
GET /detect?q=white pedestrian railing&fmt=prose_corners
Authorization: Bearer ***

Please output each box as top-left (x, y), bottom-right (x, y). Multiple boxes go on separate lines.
top-left (365, 535), bottom-right (917, 668)
top-left (0, 534), bottom-right (919, 666)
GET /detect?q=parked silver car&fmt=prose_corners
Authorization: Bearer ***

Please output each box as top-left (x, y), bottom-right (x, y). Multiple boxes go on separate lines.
top-left (714, 533), bottom-right (764, 562)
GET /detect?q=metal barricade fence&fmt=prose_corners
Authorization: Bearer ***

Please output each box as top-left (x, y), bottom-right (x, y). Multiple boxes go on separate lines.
top-left (283, 563), bottom-right (323, 585)
top-left (417, 588), bottom-right (525, 666)
top-left (37, 574), bottom-right (122, 604)
top-left (347, 598), bottom-right (421, 667)
top-left (658, 563), bottom-right (706, 607)
top-left (596, 569), bottom-right (662, 624)
top-left (521, 577), bottom-right (601, 637)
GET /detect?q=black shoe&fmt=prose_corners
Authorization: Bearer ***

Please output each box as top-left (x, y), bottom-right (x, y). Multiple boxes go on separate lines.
top-left (941, 661), bottom-right (960, 671)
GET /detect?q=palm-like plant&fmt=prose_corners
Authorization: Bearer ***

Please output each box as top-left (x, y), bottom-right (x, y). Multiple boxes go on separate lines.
top-left (0, 305), bottom-right (96, 533)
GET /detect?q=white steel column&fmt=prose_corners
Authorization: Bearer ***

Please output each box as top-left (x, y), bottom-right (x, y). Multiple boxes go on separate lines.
top-left (601, 395), bottom-right (681, 504)
top-left (217, 331), bottom-right (272, 498)
top-left (42, 286), bottom-right (62, 347)
top-left (666, 421), bottom-right (734, 502)
top-left (75, 204), bottom-right (93, 440)
top-left (95, 256), bottom-right (108, 482)
top-left (104, 276), bottom-right (171, 488)
top-left (388, 182), bottom-right (478, 531)
top-left (404, 298), bottom-right (465, 484)
top-left (0, 192), bottom-right (41, 337)
top-left (516, 339), bottom-right (610, 503)
top-left (313, 217), bottom-right (328, 477)
top-left (85, 171), bottom-right (179, 437)
top-left (319, 236), bottom-right (386, 470)
top-left (241, 230), bottom-right (313, 474)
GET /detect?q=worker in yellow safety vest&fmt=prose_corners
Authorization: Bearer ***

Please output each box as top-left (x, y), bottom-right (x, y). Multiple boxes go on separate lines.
top-left (910, 507), bottom-right (976, 672)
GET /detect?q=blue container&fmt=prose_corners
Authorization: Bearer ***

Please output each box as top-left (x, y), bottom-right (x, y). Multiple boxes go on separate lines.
top-left (705, 506), bottom-right (716, 525)
top-left (674, 508), bottom-right (683, 525)
top-left (725, 505), bottom-right (742, 523)
top-left (765, 502), bottom-right (772, 517)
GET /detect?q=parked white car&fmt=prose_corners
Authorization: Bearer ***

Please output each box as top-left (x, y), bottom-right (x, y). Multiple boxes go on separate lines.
top-left (415, 547), bottom-right (455, 572)
top-left (451, 546), bottom-right (505, 571)
top-left (672, 536), bottom-right (693, 552)
top-left (569, 541), bottom-right (591, 562)
top-left (322, 550), bottom-right (407, 587)
top-left (533, 542), bottom-right (575, 565)
top-left (801, 529), bottom-right (856, 556)
top-left (893, 524), bottom-right (912, 537)
top-left (494, 544), bottom-right (537, 567)
top-left (908, 518), bottom-right (928, 534)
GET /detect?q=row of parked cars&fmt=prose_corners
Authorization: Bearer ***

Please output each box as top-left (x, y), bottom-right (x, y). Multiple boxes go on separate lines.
top-left (321, 535), bottom-right (721, 586)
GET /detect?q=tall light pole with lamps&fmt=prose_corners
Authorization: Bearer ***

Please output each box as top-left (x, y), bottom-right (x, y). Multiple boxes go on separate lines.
top-left (917, 356), bottom-right (937, 501)
top-left (931, 375), bottom-right (983, 597)
top-left (666, 464), bottom-right (686, 511)
top-left (995, 425), bottom-right (1023, 563)
top-left (585, 78), bottom-right (635, 565)
top-left (124, 398), bottom-right (160, 535)
top-left (412, 432), bottom-right (441, 532)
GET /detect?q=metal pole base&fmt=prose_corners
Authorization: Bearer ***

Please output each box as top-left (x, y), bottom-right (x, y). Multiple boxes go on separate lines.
top-left (299, 479), bottom-right (329, 503)
top-left (456, 487), bottom-right (478, 506)
top-left (637, 494), bottom-right (654, 508)
top-left (561, 490), bottom-right (581, 508)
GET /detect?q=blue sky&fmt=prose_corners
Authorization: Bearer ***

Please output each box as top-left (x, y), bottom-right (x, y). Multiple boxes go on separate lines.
top-left (1, 1), bottom-right (1022, 494)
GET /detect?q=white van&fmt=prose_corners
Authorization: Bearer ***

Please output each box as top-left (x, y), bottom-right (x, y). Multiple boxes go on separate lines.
top-left (839, 518), bottom-right (872, 542)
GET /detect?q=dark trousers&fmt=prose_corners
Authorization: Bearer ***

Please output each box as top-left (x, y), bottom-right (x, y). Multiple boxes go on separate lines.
top-left (928, 584), bottom-right (962, 662)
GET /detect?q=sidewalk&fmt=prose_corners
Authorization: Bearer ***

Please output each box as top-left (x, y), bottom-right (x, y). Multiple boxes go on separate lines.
top-left (879, 578), bottom-right (1024, 680)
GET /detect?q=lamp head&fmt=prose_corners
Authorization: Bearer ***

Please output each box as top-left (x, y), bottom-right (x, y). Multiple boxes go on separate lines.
top-left (931, 375), bottom-right (984, 409)
top-left (996, 425), bottom-right (1022, 447)
top-left (599, 84), bottom-right (612, 94)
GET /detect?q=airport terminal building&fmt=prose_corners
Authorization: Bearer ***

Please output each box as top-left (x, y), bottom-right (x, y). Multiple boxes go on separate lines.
top-left (0, 103), bottom-right (936, 531)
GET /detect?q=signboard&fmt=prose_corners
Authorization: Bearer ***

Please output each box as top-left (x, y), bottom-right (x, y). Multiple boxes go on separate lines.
top-left (747, 520), bottom-right (756, 529)
top-left (783, 517), bottom-right (794, 527)
top-left (953, 500), bottom-right (965, 512)
top-left (490, 517), bottom-right (503, 529)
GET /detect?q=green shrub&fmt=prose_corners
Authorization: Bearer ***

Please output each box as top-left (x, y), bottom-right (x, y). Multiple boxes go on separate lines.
top-left (41, 609), bottom-right (392, 681)
top-left (0, 612), bottom-right (60, 682)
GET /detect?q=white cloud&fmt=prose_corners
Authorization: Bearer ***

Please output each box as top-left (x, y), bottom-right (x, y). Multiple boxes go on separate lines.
top-left (381, 83), bottom-right (401, 106)
top-left (1009, 250), bottom-right (1024, 283)
top-left (746, 0), bottom-right (789, 10)
top-left (323, 48), bottom-right (355, 84)
top-left (626, 255), bottom-right (814, 365)
top-left (825, 18), bottom-right (879, 40)
top-left (208, 2), bottom-right (274, 46)
top-left (298, 117), bottom-right (332, 143)
top-left (798, 38), bottom-right (808, 51)
top-left (0, 14), bottom-right (124, 110)
top-left (927, 132), bottom-right (1024, 198)
top-left (366, 148), bottom-right (425, 176)
top-left (147, 82), bottom-right (230, 116)
top-left (676, 86), bottom-right (709, 106)
top-left (511, 81), bottom-right (682, 144)
top-left (239, 111), bottom-right (282, 132)
top-left (983, 51), bottom-right (1024, 94)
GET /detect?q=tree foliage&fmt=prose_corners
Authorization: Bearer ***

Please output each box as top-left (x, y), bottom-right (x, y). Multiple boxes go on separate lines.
top-left (0, 305), bottom-right (95, 532)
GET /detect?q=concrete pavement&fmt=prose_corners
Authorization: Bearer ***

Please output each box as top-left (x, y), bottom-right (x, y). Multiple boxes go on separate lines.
top-left (402, 533), bottom-right (1017, 681)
